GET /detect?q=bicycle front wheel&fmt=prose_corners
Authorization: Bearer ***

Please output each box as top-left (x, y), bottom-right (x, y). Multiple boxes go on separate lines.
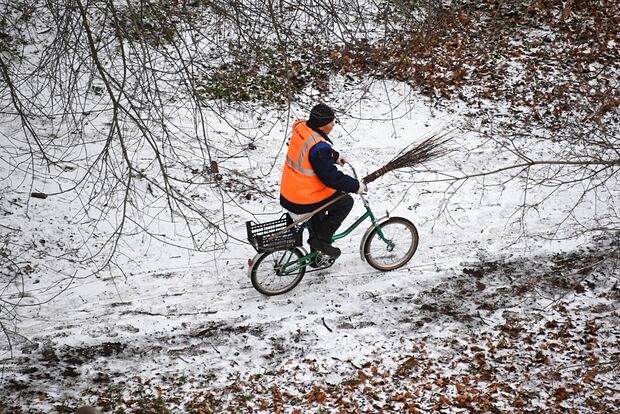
top-left (250, 247), bottom-right (306, 296)
top-left (363, 217), bottom-right (419, 271)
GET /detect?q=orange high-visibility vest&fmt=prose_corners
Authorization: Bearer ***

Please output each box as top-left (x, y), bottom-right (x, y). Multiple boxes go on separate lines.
top-left (280, 120), bottom-right (337, 205)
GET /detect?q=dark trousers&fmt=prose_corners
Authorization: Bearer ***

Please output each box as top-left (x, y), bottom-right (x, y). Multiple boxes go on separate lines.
top-left (309, 194), bottom-right (354, 242)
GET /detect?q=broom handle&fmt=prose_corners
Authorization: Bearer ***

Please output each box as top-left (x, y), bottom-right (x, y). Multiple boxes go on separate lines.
top-left (265, 193), bottom-right (349, 241)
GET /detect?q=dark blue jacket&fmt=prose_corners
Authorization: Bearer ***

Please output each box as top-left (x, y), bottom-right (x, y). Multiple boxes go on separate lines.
top-left (281, 124), bottom-right (360, 214)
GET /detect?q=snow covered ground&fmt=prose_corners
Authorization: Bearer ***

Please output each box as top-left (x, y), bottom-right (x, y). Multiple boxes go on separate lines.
top-left (2, 78), bottom-right (619, 412)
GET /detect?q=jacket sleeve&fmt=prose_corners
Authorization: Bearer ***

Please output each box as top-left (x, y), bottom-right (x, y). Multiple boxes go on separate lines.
top-left (309, 142), bottom-right (360, 193)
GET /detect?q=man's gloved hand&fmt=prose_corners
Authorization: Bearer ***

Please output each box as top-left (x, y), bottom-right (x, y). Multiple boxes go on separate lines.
top-left (356, 182), bottom-right (367, 195)
top-left (336, 155), bottom-right (347, 166)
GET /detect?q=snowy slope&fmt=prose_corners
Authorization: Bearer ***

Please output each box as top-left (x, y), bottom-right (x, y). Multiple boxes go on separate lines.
top-left (2, 80), bottom-right (618, 412)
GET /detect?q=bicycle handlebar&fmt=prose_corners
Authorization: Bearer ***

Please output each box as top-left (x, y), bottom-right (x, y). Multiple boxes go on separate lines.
top-left (345, 163), bottom-right (369, 205)
top-left (348, 163), bottom-right (359, 181)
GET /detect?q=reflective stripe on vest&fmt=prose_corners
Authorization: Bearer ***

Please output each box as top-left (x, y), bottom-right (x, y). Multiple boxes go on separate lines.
top-left (285, 131), bottom-right (322, 176)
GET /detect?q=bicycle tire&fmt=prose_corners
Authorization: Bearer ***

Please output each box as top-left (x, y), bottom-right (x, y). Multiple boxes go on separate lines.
top-left (363, 217), bottom-right (419, 271)
top-left (250, 247), bottom-right (306, 296)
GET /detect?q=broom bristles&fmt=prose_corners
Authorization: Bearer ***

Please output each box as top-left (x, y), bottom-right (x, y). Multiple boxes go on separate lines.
top-left (362, 129), bottom-right (454, 184)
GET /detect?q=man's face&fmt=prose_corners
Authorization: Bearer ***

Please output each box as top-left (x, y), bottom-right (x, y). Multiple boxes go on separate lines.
top-left (319, 120), bottom-right (335, 135)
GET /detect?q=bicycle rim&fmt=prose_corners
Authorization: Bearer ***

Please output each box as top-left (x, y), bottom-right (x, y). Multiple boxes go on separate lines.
top-left (363, 217), bottom-right (419, 271)
top-left (250, 248), bottom-right (306, 296)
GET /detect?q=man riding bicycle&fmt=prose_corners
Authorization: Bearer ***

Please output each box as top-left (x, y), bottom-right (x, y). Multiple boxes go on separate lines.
top-left (279, 103), bottom-right (367, 258)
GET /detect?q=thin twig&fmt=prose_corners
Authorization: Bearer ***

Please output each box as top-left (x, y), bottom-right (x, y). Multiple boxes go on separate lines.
top-left (322, 317), bottom-right (333, 333)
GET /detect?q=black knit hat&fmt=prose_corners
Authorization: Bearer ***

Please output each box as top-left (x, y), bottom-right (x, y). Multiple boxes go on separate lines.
top-left (308, 103), bottom-right (335, 128)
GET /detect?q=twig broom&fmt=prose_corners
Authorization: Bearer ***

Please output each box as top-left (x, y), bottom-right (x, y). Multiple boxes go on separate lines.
top-left (263, 129), bottom-right (455, 240)
top-left (362, 129), bottom-right (455, 184)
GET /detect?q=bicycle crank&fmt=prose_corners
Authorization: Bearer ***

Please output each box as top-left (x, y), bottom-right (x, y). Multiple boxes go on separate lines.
top-left (314, 252), bottom-right (336, 268)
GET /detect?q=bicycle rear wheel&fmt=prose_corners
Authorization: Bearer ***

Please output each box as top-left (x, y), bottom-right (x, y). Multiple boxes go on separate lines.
top-left (363, 217), bottom-right (419, 271)
top-left (250, 247), bottom-right (306, 296)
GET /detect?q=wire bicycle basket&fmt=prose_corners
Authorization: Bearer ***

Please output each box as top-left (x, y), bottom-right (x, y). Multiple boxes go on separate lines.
top-left (246, 214), bottom-right (302, 252)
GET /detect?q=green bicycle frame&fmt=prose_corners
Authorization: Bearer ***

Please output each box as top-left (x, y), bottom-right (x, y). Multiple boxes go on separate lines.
top-left (278, 199), bottom-right (394, 275)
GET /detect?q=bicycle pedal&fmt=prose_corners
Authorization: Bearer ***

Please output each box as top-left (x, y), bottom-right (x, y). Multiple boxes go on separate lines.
top-left (307, 258), bottom-right (320, 268)
top-left (313, 252), bottom-right (336, 268)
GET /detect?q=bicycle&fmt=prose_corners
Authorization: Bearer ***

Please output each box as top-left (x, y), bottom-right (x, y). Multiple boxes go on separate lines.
top-left (245, 167), bottom-right (419, 296)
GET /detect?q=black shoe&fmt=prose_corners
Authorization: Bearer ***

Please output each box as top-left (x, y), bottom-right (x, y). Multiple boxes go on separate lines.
top-left (308, 237), bottom-right (341, 258)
